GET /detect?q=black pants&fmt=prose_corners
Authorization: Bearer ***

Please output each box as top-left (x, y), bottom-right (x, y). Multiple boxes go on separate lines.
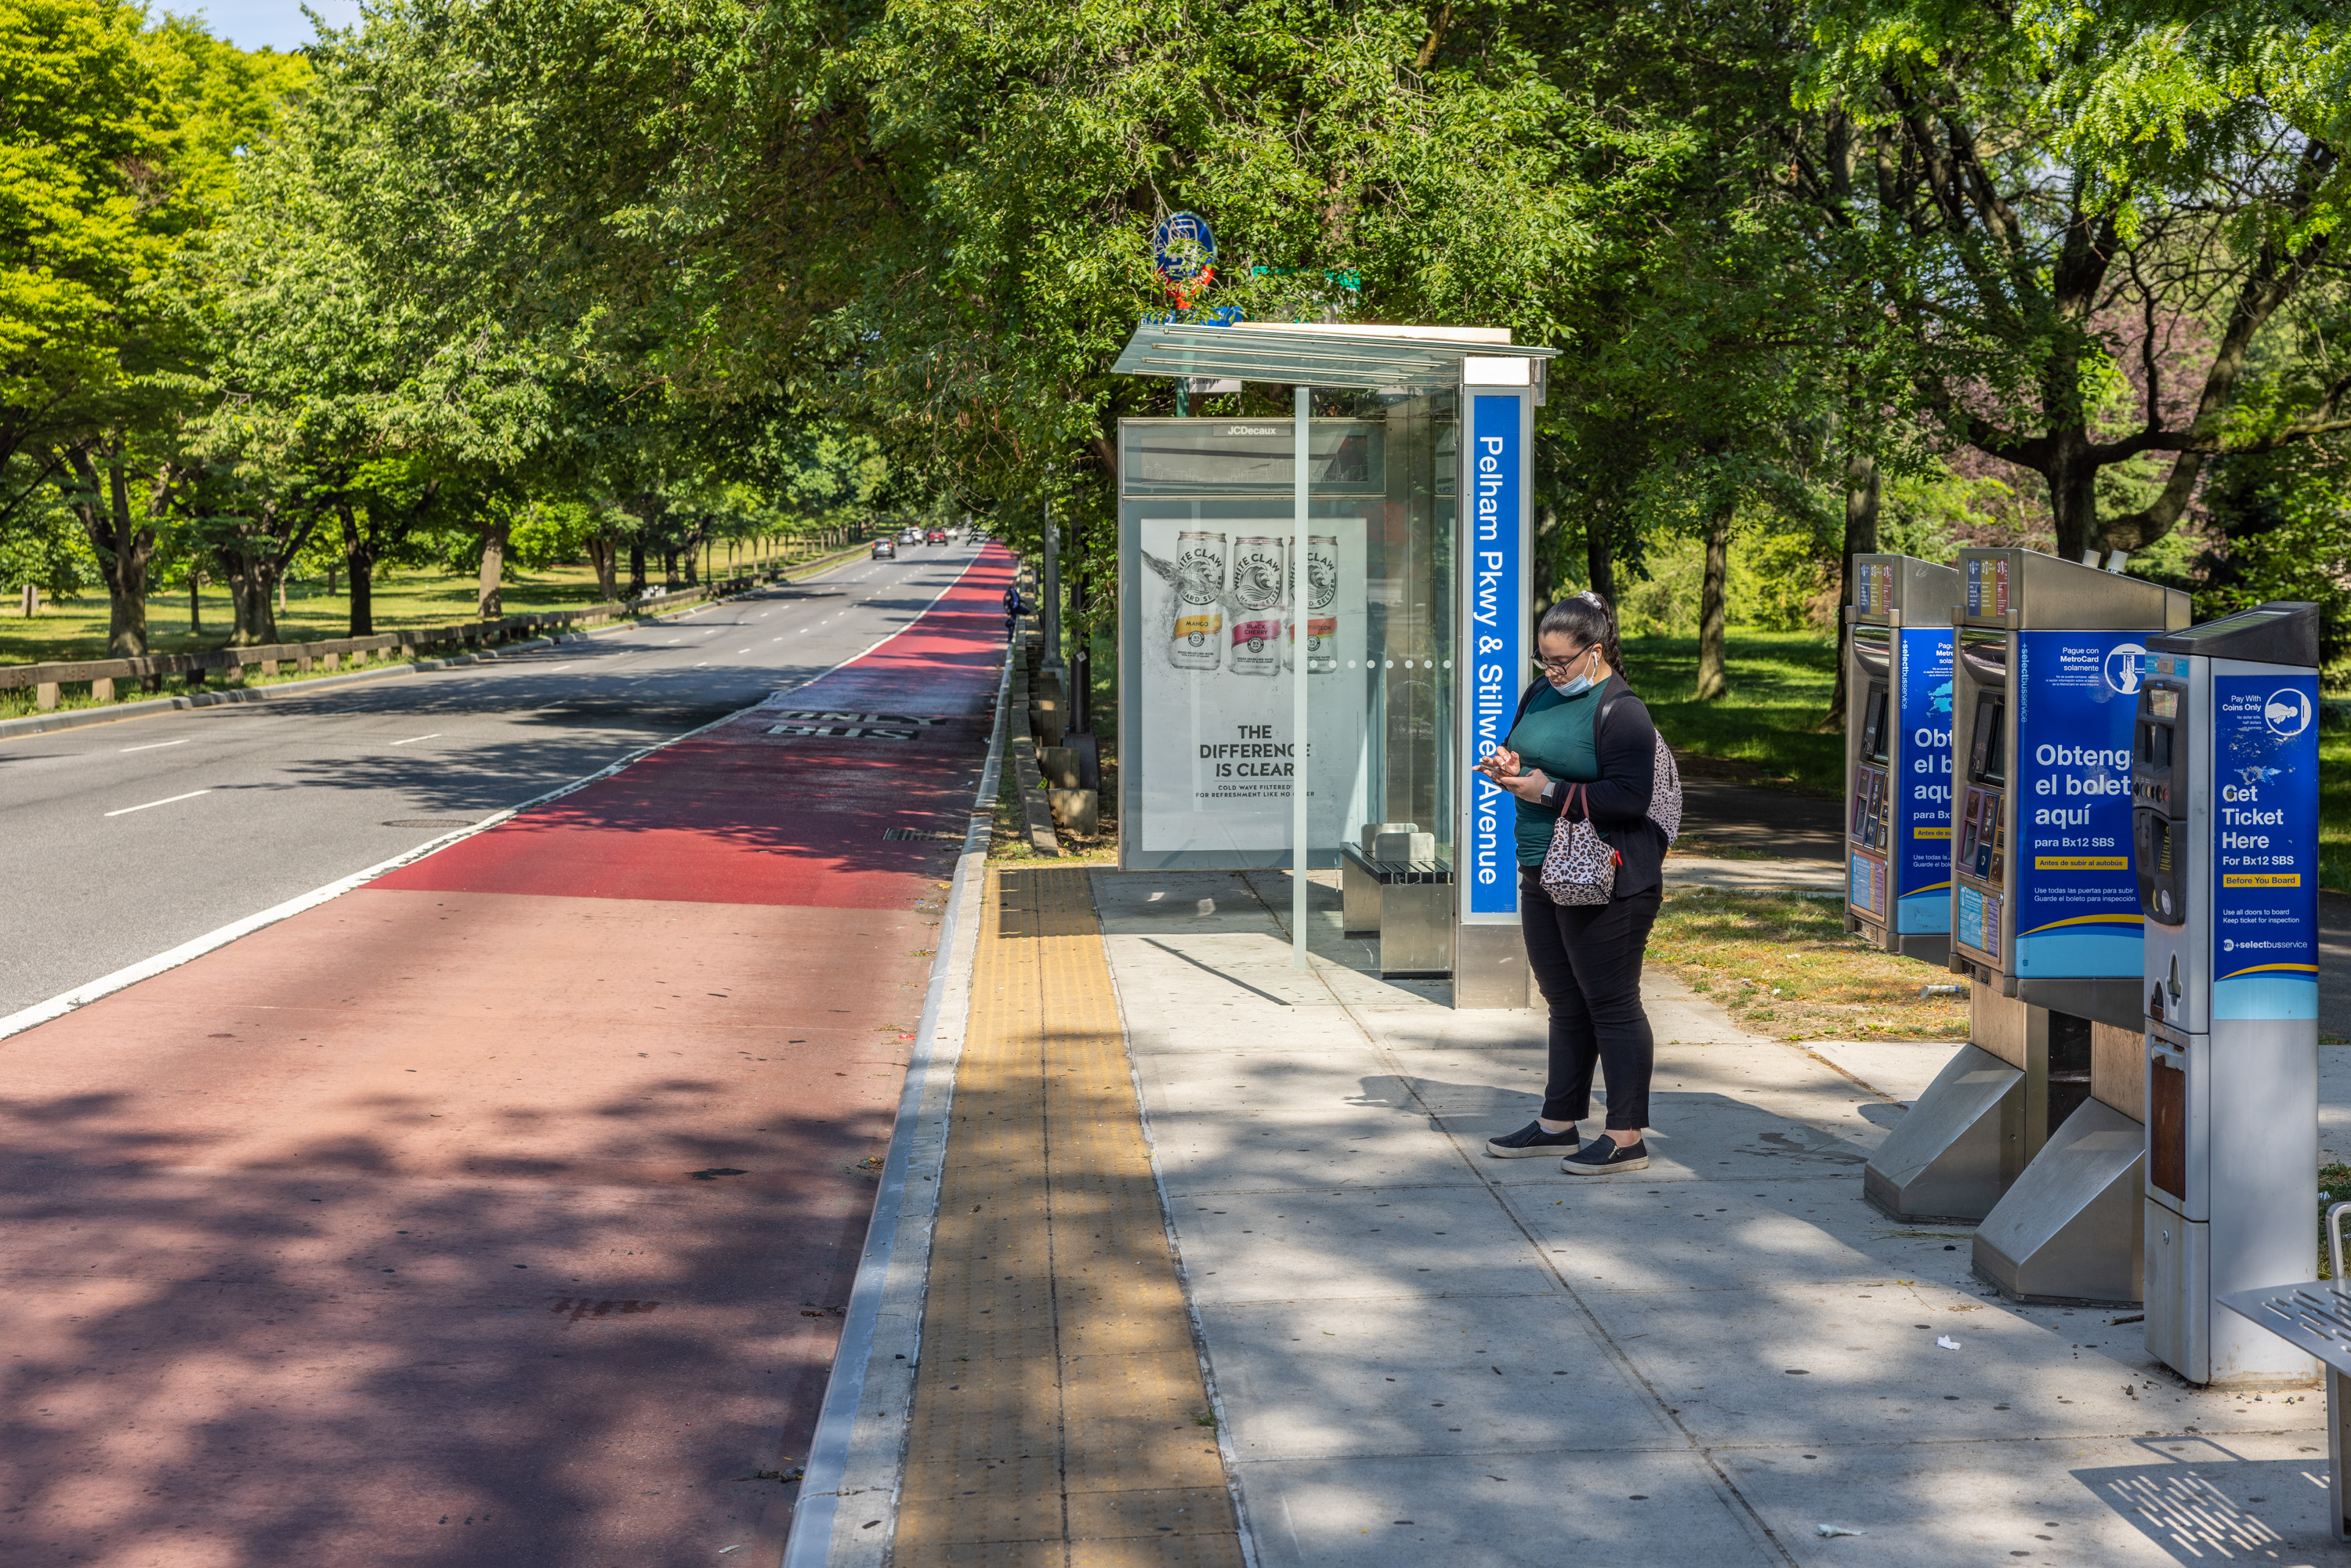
top-left (1520, 868), bottom-right (1662, 1132)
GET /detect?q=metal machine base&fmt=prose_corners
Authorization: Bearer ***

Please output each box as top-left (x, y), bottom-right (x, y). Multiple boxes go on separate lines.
top-left (1852, 916), bottom-right (1949, 970)
top-left (1863, 1045), bottom-right (2022, 1223)
top-left (1950, 965), bottom-right (2146, 1031)
top-left (1896, 932), bottom-right (1951, 967)
top-left (1452, 922), bottom-right (1527, 1009)
top-left (1973, 1098), bottom-right (2144, 1306)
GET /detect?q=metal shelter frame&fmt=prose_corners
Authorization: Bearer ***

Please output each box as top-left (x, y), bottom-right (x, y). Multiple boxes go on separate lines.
top-left (1110, 320), bottom-right (1559, 971)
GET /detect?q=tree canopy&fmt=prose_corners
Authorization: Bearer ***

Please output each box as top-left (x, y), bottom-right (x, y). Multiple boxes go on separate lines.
top-left (5, 0), bottom-right (2347, 675)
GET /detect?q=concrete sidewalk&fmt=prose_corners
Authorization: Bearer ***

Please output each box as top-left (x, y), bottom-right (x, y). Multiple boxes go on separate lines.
top-left (1095, 869), bottom-right (2347, 1567)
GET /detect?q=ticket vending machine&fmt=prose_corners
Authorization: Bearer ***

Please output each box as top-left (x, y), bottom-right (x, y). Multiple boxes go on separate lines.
top-left (1866, 550), bottom-right (2188, 1266)
top-left (1844, 555), bottom-right (1960, 965)
top-left (2135, 602), bottom-right (2321, 1384)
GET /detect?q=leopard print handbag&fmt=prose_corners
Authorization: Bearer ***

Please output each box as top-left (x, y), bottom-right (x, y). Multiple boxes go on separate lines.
top-left (1538, 784), bottom-right (1619, 906)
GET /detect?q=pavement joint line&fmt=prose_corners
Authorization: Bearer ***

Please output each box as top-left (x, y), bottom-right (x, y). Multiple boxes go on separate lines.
top-left (852, 865), bottom-right (1246, 1566)
top-left (1223, 870), bottom-right (1806, 1567)
top-left (1107, 871), bottom-right (1268, 1568)
top-left (784, 559), bottom-right (1012, 1568)
top-left (0, 550), bottom-right (992, 1046)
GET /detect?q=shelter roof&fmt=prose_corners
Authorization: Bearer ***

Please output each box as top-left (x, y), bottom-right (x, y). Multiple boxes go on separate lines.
top-left (1110, 320), bottom-right (1556, 389)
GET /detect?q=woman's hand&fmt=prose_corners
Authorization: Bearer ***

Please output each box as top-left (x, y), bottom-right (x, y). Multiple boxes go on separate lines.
top-left (1497, 766), bottom-right (1553, 803)
top-left (1476, 746), bottom-right (1522, 782)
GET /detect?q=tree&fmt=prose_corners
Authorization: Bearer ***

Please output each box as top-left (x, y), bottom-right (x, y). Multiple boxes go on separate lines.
top-left (5, 0), bottom-right (303, 652)
top-left (1794, 0), bottom-right (2351, 563)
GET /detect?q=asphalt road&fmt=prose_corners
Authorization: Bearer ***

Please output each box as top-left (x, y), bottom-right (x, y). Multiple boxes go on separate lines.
top-left (0, 541), bottom-right (991, 1019)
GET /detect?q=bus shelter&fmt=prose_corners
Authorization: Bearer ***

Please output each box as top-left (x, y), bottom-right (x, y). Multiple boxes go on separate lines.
top-left (1109, 321), bottom-right (1557, 1005)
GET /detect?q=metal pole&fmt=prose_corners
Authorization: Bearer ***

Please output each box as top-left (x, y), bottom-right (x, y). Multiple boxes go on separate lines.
top-left (1041, 500), bottom-right (1065, 676)
top-left (1292, 385), bottom-right (1310, 971)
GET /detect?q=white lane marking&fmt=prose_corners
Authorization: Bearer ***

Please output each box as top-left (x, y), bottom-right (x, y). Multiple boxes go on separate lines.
top-left (389, 733), bottom-right (442, 746)
top-left (538, 663), bottom-right (575, 672)
top-left (0, 556), bottom-right (996, 1045)
top-left (105, 788), bottom-right (212, 817)
top-left (694, 661), bottom-right (710, 668)
top-left (120, 739), bottom-right (190, 753)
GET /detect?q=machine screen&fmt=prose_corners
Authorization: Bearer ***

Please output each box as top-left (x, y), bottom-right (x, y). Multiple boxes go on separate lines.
top-left (1967, 697), bottom-right (2005, 784)
top-left (1860, 685), bottom-right (1890, 765)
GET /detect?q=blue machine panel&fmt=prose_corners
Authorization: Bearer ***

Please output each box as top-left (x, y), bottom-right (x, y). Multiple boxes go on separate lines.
top-left (2013, 629), bottom-right (2144, 975)
top-left (1897, 627), bottom-right (1954, 933)
top-left (2212, 672), bottom-right (2320, 1019)
top-left (1462, 393), bottom-right (1526, 918)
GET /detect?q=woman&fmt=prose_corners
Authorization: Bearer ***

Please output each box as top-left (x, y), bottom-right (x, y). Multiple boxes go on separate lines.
top-left (1474, 591), bottom-right (1668, 1175)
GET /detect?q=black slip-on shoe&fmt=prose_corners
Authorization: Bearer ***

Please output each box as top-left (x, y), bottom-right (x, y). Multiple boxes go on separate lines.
top-left (1561, 1135), bottom-right (1650, 1175)
top-left (1485, 1121), bottom-right (1581, 1159)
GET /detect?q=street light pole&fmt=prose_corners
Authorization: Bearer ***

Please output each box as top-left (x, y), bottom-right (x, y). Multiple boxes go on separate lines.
top-left (1040, 499), bottom-right (1065, 679)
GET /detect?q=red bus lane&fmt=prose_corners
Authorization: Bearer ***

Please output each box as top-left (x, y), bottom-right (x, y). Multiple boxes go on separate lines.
top-left (0, 548), bottom-right (1013, 1566)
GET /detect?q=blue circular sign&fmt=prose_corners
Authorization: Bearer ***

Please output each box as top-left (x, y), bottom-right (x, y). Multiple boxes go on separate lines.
top-left (1153, 212), bottom-right (1217, 283)
top-left (2266, 686), bottom-right (2313, 737)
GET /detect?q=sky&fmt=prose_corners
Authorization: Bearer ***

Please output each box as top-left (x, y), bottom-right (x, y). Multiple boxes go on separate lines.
top-left (174, 0), bottom-right (362, 52)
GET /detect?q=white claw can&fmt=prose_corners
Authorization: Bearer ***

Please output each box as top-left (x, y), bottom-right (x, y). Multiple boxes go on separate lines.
top-left (1227, 535), bottom-right (1285, 676)
top-left (1169, 531), bottom-right (1226, 670)
top-left (1286, 534), bottom-right (1339, 673)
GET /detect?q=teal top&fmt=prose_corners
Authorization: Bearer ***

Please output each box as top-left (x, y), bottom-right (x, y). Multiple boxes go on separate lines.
top-left (1507, 682), bottom-right (1603, 865)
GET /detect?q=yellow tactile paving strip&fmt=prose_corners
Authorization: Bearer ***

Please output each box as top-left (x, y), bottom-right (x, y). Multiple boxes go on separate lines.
top-left (897, 866), bottom-right (1244, 1567)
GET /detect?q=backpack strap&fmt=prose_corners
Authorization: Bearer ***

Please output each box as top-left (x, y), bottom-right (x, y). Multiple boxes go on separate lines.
top-left (1594, 675), bottom-right (1636, 735)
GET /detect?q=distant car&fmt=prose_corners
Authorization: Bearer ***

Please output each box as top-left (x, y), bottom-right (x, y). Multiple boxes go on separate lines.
top-left (900, 527), bottom-right (922, 544)
top-left (926, 529), bottom-right (948, 545)
top-left (871, 538), bottom-right (897, 559)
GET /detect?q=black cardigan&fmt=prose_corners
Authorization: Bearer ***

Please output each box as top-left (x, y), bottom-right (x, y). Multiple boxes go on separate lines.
top-left (1509, 672), bottom-right (1667, 899)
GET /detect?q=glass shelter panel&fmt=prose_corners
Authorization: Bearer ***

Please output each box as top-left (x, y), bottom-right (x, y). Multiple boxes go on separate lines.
top-left (1118, 397), bottom-right (1458, 871)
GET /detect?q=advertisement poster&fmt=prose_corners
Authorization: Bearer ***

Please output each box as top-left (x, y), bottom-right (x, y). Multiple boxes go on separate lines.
top-left (1897, 627), bottom-right (1954, 933)
top-left (1462, 393), bottom-right (1527, 918)
top-left (1850, 851), bottom-right (1886, 918)
top-left (2012, 629), bottom-right (2145, 975)
top-left (1131, 516), bottom-right (1368, 856)
top-left (2212, 672), bottom-right (2319, 1019)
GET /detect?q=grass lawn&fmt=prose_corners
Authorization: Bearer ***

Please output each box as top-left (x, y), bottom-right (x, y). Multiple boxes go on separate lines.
top-left (1648, 889), bottom-right (1970, 1042)
top-left (0, 557), bottom-right (806, 668)
top-left (0, 543), bottom-right (870, 722)
top-left (1623, 630), bottom-right (1842, 795)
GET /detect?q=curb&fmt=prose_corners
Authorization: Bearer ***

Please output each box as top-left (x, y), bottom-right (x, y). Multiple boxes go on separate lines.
top-left (781, 645), bottom-right (1012, 1566)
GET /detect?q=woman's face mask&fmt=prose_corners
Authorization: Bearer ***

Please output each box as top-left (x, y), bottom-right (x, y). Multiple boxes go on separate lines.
top-left (1542, 643), bottom-right (1598, 696)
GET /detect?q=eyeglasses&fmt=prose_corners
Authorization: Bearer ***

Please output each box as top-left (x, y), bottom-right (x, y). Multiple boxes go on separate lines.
top-left (1534, 646), bottom-right (1593, 677)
